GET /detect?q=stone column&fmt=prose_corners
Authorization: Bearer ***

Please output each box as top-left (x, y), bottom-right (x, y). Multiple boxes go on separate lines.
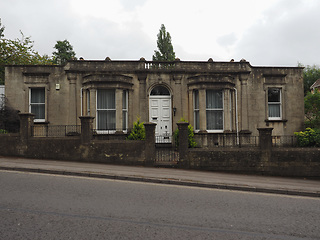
top-left (19, 113), bottom-right (34, 142)
top-left (177, 122), bottom-right (189, 168)
top-left (138, 74), bottom-right (147, 122)
top-left (258, 128), bottom-right (273, 150)
top-left (89, 89), bottom-right (96, 127)
top-left (199, 89), bottom-right (207, 132)
top-left (188, 90), bottom-right (194, 127)
top-left (67, 73), bottom-right (77, 125)
top-left (80, 116), bottom-right (94, 144)
top-left (144, 122), bottom-right (156, 166)
top-left (115, 89), bottom-right (123, 132)
top-left (240, 74), bottom-right (249, 131)
top-left (224, 89), bottom-right (232, 132)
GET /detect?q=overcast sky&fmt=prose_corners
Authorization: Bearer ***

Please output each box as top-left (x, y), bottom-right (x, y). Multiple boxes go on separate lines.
top-left (1, 0), bottom-right (319, 66)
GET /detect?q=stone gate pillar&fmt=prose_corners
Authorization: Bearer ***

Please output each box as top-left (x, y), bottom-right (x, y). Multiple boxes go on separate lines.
top-left (80, 116), bottom-right (94, 144)
top-left (177, 122), bottom-right (189, 168)
top-left (144, 122), bottom-right (156, 166)
top-left (258, 128), bottom-right (273, 150)
top-left (19, 113), bottom-right (34, 142)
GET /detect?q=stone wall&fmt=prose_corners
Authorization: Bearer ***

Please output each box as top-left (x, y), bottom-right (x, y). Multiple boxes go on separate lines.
top-left (187, 148), bottom-right (320, 177)
top-left (0, 114), bottom-right (319, 177)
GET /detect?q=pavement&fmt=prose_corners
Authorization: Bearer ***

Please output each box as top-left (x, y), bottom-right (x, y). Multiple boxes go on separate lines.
top-left (0, 156), bottom-right (319, 198)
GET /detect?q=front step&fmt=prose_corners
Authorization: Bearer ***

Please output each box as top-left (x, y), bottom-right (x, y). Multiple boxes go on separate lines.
top-left (155, 143), bottom-right (173, 148)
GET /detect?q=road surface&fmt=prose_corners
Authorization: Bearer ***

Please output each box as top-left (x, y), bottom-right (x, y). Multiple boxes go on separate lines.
top-left (0, 170), bottom-right (319, 239)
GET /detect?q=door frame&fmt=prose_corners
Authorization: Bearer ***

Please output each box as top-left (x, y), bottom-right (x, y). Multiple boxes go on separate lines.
top-left (149, 86), bottom-right (172, 143)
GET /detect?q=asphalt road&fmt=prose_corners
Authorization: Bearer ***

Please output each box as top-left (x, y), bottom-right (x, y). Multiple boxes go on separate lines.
top-left (0, 170), bottom-right (319, 240)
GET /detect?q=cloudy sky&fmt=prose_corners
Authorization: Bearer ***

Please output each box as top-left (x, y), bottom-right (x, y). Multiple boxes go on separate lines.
top-left (1, 0), bottom-right (319, 66)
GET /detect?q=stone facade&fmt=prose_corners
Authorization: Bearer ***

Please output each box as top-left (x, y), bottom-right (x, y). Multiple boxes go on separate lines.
top-left (5, 59), bottom-right (304, 142)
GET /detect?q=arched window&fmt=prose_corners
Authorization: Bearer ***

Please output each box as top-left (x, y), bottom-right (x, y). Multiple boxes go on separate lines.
top-left (150, 86), bottom-right (170, 96)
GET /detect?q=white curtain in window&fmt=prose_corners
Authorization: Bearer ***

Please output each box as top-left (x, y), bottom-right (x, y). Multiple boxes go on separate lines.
top-left (206, 90), bottom-right (223, 130)
top-left (30, 88), bottom-right (45, 120)
top-left (207, 110), bottom-right (223, 130)
top-left (268, 88), bottom-right (281, 119)
top-left (194, 90), bottom-right (200, 130)
top-left (122, 90), bottom-right (128, 130)
top-left (97, 90), bottom-right (116, 130)
top-left (268, 104), bottom-right (280, 118)
top-left (97, 110), bottom-right (116, 130)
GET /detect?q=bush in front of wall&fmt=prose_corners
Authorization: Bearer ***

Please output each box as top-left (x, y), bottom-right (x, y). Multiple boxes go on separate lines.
top-left (127, 118), bottom-right (145, 140)
top-left (294, 128), bottom-right (320, 147)
top-left (0, 129), bottom-right (8, 134)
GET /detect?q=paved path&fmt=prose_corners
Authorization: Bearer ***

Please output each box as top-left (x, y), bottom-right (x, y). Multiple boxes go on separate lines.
top-left (0, 156), bottom-right (319, 198)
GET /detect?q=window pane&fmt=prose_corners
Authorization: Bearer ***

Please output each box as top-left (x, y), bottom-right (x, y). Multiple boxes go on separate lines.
top-left (30, 88), bottom-right (45, 120)
top-left (194, 90), bottom-right (199, 109)
top-left (31, 104), bottom-right (45, 119)
top-left (97, 90), bottom-right (115, 109)
top-left (194, 111), bottom-right (200, 130)
top-left (268, 104), bottom-right (280, 118)
top-left (122, 90), bottom-right (127, 109)
top-left (97, 89), bottom-right (116, 130)
top-left (206, 90), bottom-right (223, 109)
top-left (206, 110), bottom-right (223, 130)
top-left (31, 88), bottom-right (45, 103)
top-left (97, 110), bottom-right (116, 130)
top-left (150, 86), bottom-right (170, 95)
top-left (123, 111), bottom-right (127, 130)
top-left (268, 88), bottom-right (280, 102)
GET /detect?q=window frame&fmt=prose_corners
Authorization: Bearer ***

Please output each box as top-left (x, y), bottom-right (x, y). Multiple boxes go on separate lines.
top-left (193, 90), bottom-right (200, 131)
top-left (29, 87), bottom-right (46, 122)
top-left (206, 90), bottom-right (224, 132)
top-left (96, 89), bottom-right (116, 133)
top-left (122, 90), bottom-right (128, 131)
top-left (267, 88), bottom-right (282, 120)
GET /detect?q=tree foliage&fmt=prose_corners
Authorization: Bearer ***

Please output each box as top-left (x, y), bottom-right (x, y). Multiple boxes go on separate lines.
top-left (52, 40), bottom-right (76, 65)
top-left (0, 19), bottom-right (54, 84)
top-left (0, 96), bottom-right (20, 133)
top-left (127, 118), bottom-right (145, 140)
top-left (304, 89), bottom-right (320, 129)
top-left (298, 63), bottom-right (320, 95)
top-left (294, 128), bottom-right (320, 147)
top-left (153, 24), bottom-right (176, 61)
top-left (0, 19), bottom-right (4, 38)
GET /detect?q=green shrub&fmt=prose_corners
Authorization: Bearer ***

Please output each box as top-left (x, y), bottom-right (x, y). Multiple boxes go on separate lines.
top-left (294, 128), bottom-right (320, 147)
top-left (0, 129), bottom-right (8, 134)
top-left (173, 118), bottom-right (197, 148)
top-left (127, 118), bottom-right (145, 140)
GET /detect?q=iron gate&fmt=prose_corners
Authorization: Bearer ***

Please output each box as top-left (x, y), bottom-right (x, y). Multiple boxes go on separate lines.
top-left (155, 134), bottom-right (179, 166)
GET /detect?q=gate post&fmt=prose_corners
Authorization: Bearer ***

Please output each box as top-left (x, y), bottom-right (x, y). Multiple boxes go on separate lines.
top-left (177, 122), bottom-right (189, 168)
top-left (144, 122), bottom-right (156, 166)
top-left (19, 113), bottom-right (34, 142)
top-left (257, 128), bottom-right (273, 150)
top-left (80, 116), bottom-right (94, 144)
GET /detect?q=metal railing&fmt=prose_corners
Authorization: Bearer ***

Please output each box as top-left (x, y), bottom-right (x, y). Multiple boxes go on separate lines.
top-left (207, 135), bottom-right (259, 148)
top-left (206, 134), bottom-right (298, 148)
top-left (32, 125), bottom-right (81, 137)
top-left (272, 135), bottom-right (298, 147)
top-left (155, 134), bottom-right (173, 144)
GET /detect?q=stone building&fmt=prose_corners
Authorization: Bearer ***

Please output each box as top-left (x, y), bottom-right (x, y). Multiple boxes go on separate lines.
top-left (5, 58), bottom-right (304, 146)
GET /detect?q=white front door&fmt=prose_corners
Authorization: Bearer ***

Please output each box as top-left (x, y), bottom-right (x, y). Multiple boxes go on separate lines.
top-left (149, 96), bottom-right (172, 143)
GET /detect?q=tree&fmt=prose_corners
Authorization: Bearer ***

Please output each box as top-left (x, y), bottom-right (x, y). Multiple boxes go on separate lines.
top-left (0, 19), bottom-right (4, 38)
top-left (298, 63), bottom-right (320, 95)
top-left (152, 24), bottom-right (176, 61)
top-left (0, 96), bottom-right (20, 133)
top-left (304, 89), bottom-right (320, 129)
top-left (52, 40), bottom-right (76, 65)
top-left (127, 118), bottom-right (145, 140)
top-left (0, 19), bottom-right (53, 84)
